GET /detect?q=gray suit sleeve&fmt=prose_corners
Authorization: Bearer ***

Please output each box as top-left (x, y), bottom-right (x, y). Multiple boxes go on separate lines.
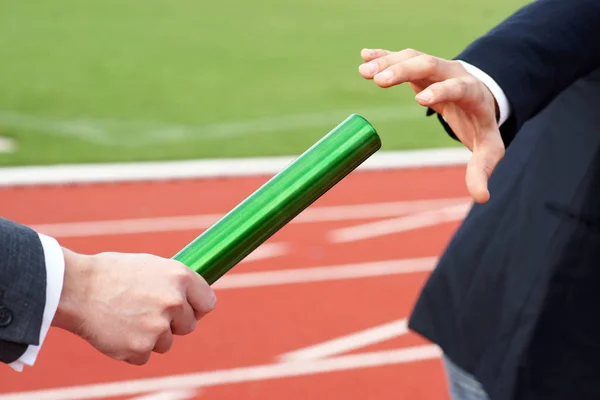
top-left (0, 217), bottom-right (47, 364)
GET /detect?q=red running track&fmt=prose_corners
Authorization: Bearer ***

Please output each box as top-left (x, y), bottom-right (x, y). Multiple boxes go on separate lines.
top-left (0, 165), bottom-right (470, 400)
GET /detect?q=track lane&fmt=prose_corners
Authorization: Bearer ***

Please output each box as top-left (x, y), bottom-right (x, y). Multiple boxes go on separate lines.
top-left (0, 166), bottom-right (467, 400)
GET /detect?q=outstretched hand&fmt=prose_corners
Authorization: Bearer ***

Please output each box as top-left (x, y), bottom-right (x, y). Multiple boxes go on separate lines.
top-left (359, 48), bottom-right (504, 203)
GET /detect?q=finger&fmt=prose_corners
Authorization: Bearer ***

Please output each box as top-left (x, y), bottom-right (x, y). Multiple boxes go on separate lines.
top-left (360, 48), bottom-right (392, 62)
top-left (185, 272), bottom-right (217, 320)
top-left (153, 330), bottom-right (174, 354)
top-left (125, 351), bottom-right (151, 366)
top-left (465, 137), bottom-right (505, 204)
top-left (414, 77), bottom-right (478, 108)
top-left (170, 301), bottom-right (197, 336)
top-left (465, 156), bottom-right (490, 204)
top-left (359, 48), bottom-right (422, 79)
top-left (373, 54), bottom-right (463, 88)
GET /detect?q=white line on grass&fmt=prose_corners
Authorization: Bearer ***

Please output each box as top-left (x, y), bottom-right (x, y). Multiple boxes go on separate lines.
top-left (0, 111), bottom-right (111, 143)
top-left (0, 148), bottom-right (471, 187)
top-left (213, 257), bottom-right (437, 290)
top-left (0, 105), bottom-right (424, 146)
top-left (28, 198), bottom-right (470, 238)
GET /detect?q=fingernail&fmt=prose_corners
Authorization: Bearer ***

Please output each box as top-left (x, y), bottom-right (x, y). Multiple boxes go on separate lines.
top-left (208, 291), bottom-right (217, 310)
top-left (416, 89), bottom-right (433, 102)
top-left (359, 62), bottom-right (378, 75)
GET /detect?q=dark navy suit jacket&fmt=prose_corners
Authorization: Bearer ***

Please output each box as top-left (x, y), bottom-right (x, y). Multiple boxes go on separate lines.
top-left (408, 1), bottom-right (600, 399)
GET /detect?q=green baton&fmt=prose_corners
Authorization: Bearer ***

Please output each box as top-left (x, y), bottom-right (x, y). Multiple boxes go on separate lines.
top-left (172, 113), bottom-right (381, 285)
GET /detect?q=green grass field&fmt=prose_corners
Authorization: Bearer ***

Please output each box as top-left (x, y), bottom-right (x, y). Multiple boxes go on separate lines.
top-left (0, 0), bottom-right (527, 166)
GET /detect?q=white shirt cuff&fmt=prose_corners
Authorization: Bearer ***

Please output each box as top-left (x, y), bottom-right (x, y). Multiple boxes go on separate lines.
top-left (9, 234), bottom-right (65, 372)
top-left (457, 60), bottom-right (511, 127)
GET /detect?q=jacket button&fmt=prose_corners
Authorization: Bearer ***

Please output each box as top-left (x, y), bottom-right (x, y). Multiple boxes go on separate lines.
top-left (0, 306), bottom-right (13, 327)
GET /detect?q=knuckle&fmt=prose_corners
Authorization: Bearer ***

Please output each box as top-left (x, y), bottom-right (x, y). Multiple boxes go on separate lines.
top-left (401, 48), bottom-right (420, 57)
top-left (129, 336), bottom-right (155, 355)
top-left (420, 55), bottom-right (438, 72)
top-left (462, 75), bottom-right (478, 86)
top-left (452, 78), bottom-right (468, 96)
top-left (172, 265), bottom-right (193, 283)
top-left (449, 59), bottom-right (465, 70)
top-left (164, 294), bottom-right (186, 312)
top-left (462, 76), bottom-right (482, 98)
top-left (150, 319), bottom-right (171, 335)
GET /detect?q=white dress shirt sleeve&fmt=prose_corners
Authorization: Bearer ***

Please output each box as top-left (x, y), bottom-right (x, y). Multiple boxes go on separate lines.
top-left (456, 60), bottom-right (511, 127)
top-left (9, 233), bottom-right (65, 372)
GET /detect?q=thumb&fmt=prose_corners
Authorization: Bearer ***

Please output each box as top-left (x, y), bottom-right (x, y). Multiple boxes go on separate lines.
top-left (465, 136), bottom-right (505, 204)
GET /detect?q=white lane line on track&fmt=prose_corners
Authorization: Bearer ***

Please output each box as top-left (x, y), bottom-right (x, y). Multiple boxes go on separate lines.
top-left (329, 203), bottom-right (471, 243)
top-left (0, 300), bottom-right (440, 400)
top-left (213, 257), bottom-right (437, 290)
top-left (277, 319), bottom-right (409, 362)
top-left (0, 346), bottom-right (441, 400)
top-left (27, 198), bottom-right (470, 238)
top-left (128, 389), bottom-right (201, 400)
top-left (240, 242), bottom-right (289, 263)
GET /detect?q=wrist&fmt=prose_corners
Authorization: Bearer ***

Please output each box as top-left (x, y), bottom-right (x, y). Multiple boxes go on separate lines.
top-left (456, 60), bottom-right (510, 126)
top-left (52, 248), bottom-right (94, 334)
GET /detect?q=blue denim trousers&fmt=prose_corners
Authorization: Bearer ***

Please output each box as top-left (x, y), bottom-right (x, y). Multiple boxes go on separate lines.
top-left (443, 355), bottom-right (491, 400)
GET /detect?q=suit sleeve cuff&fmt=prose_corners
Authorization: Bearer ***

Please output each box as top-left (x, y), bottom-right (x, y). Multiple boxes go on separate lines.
top-left (9, 234), bottom-right (64, 371)
top-left (456, 60), bottom-right (511, 127)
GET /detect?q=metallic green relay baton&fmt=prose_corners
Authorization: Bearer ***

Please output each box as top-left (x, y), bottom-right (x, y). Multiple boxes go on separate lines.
top-left (172, 113), bottom-right (381, 285)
